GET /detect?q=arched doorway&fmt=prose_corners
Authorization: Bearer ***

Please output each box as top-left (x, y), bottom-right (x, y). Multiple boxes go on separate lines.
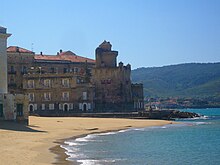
top-left (83, 103), bottom-right (87, 112)
top-left (64, 104), bottom-right (68, 111)
top-left (29, 104), bottom-right (34, 112)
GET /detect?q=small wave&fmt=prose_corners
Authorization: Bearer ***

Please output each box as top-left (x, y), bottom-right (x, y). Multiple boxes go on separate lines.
top-left (182, 121), bottom-right (211, 126)
top-left (60, 145), bottom-right (80, 153)
top-left (99, 132), bottom-right (118, 136)
top-left (194, 115), bottom-right (209, 120)
top-left (118, 129), bottom-right (130, 133)
top-left (75, 134), bottom-right (98, 142)
top-left (77, 159), bottom-right (118, 165)
top-left (133, 128), bottom-right (146, 131)
top-left (194, 121), bottom-right (211, 125)
top-left (64, 141), bottom-right (85, 146)
top-left (65, 152), bottom-right (87, 159)
top-left (176, 115), bottom-right (209, 121)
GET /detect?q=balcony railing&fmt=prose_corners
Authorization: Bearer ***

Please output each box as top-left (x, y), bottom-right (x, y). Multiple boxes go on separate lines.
top-left (8, 71), bottom-right (17, 74)
top-left (62, 97), bottom-right (69, 101)
top-left (8, 83), bottom-right (17, 88)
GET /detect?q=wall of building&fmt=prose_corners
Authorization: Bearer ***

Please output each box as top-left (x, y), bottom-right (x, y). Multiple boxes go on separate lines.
top-left (131, 83), bottom-right (144, 110)
top-left (7, 51), bottom-right (35, 94)
top-left (23, 72), bottom-right (94, 113)
top-left (6, 40), bottom-right (144, 114)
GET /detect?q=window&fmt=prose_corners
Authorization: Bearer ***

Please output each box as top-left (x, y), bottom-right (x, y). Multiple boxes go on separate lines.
top-left (0, 104), bottom-right (3, 117)
top-left (34, 104), bottom-right (37, 110)
top-left (62, 92), bottom-right (69, 101)
top-left (27, 80), bottom-right (34, 88)
top-left (79, 103), bottom-right (82, 110)
top-left (59, 103), bottom-right (63, 110)
top-left (69, 103), bottom-right (73, 110)
top-left (62, 79), bottom-right (69, 87)
top-left (83, 92), bottom-right (87, 100)
top-left (44, 92), bottom-right (51, 101)
top-left (29, 93), bottom-right (34, 101)
top-left (77, 78), bottom-right (81, 84)
top-left (22, 66), bottom-right (27, 74)
top-left (11, 66), bottom-right (15, 72)
top-left (88, 103), bottom-right (91, 110)
top-left (42, 104), bottom-right (45, 110)
top-left (10, 77), bottom-right (15, 83)
top-left (49, 104), bottom-right (54, 110)
top-left (43, 79), bottom-right (51, 87)
top-left (74, 67), bottom-right (78, 73)
top-left (16, 104), bottom-right (23, 117)
top-left (63, 68), bottom-right (68, 73)
top-left (51, 67), bottom-right (55, 73)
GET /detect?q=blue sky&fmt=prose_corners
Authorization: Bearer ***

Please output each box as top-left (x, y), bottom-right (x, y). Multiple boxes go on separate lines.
top-left (1, 0), bottom-right (220, 69)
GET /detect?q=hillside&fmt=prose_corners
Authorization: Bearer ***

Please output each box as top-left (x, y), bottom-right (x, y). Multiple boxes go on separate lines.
top-left (131, 63), bottom-right (220, 99)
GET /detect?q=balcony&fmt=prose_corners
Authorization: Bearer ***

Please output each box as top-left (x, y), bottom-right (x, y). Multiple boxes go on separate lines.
top-left (21, 71), bottom-right (28, 75)
top-left (61, 97), bottom-right (69, 101)
top-left (8, 83), bottom-right (17, 88)
top-left (8, 71), bottom-right (17, 74)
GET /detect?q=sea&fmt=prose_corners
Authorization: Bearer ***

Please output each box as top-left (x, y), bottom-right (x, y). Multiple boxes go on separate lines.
top-left (61, 108), bottom-right (220, 165)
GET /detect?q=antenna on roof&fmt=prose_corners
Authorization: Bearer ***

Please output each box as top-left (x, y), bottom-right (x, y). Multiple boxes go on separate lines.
top-left (31, 43), bottom-right (34, 52)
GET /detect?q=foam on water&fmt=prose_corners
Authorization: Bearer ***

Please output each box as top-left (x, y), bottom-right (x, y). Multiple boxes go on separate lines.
top-left (75, 134), bottom-right (100, 142)
top-left (61, 109), bottom-right (220, 165)
top-left (77, 159), bottom-right (118, 165)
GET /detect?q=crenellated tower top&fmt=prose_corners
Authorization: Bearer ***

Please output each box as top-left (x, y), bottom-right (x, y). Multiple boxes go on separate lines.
top-left (95, 41), bottom-right (118, 68)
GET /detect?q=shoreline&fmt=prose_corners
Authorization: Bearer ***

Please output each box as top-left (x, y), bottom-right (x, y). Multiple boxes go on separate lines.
top-left (50, 128), bottom-right (135, 165)
top-left (0, 116), bottom-right (174, 165)
top-left (50, 124), bottom-right (176, 165)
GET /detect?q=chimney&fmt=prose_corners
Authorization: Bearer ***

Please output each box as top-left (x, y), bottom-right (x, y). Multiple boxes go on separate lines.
top-left (40, 52), bottom-right (43, 55)
top-left (57, 52), bottom-right (59, 55)
top-left (60, 49), bottom-right (62, 53)
top-left (16, 47), bottom-right (19, 52)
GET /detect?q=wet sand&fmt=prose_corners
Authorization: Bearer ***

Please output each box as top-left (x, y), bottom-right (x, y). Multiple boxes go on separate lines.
top-left (0, 116), bottom-right (173, 165)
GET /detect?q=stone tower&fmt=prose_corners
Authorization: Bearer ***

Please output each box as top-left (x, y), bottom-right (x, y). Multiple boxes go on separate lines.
top-left (92, 41), bottom-right (134, 112)
top-left (95, 40), bottom-right (118, 68)
top-left (0, 26), bottom-right (11, 93)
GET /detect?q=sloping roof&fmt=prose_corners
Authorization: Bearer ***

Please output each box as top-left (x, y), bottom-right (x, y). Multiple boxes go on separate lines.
top-left (35, 51), bottom-right (95, 63)
top-left (7, 46), bottom-right (34, 53)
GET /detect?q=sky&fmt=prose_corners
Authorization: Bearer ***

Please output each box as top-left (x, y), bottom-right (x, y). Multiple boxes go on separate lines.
top-left (1, 0), bottom-right (220, 69)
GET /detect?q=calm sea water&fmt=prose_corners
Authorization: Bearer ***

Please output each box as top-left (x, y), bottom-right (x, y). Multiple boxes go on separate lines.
top-left (61, 108), bottom-right (220, 165)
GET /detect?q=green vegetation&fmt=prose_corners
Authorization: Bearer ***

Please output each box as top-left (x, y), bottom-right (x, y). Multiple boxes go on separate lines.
top-left (132, 63), bottom-right (220, 99)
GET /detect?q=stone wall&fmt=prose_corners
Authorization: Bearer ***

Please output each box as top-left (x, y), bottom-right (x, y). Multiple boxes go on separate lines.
top-left (0, 93), bottom-right (28, 123)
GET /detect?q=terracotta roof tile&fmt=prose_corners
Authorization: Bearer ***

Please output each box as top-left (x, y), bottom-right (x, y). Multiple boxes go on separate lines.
top-left (35, 51), bottom-right (95, 63)
top-left (7, 46), bottom-right (34, 53)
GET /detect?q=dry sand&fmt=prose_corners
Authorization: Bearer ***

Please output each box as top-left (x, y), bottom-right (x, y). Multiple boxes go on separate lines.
top-left (0, 116), bottom-right (173, 165)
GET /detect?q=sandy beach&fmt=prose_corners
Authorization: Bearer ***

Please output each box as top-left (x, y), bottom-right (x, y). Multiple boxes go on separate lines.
top-left (0, 116), bottom-right (173, 165)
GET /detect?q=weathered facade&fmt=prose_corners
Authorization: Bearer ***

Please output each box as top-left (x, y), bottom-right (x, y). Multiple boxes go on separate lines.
top-left (6, 38), bottom-right (144, 114)
top-left (92, 41), bottom-right (135, 111)
top-left (0, 26), bottom-right (28, 122)
top-left (7, 47), bottom-right (95, 114)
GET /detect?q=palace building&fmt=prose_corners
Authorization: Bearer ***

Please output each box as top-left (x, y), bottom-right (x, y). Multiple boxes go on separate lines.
top-left (5, 27), bottom-right (144, 116)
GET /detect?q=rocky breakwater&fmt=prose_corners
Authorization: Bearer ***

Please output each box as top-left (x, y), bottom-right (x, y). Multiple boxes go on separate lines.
top-left (169, 110), bottom-right (200, 119)
top-left (138, 110), bottom-right (200, 120)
